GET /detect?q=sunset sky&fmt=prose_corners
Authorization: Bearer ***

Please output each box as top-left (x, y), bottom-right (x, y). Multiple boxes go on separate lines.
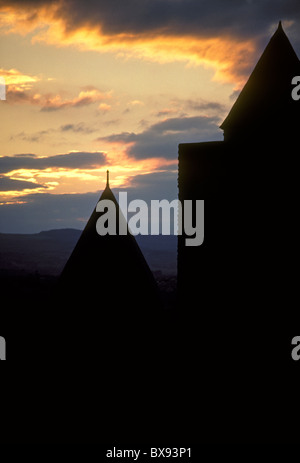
top-left (0, 0), bottom-right (300, 232)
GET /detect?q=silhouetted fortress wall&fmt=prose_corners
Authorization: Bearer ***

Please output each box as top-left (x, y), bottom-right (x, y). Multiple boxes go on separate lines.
top-left (178, 141), bottom-right (225, 302)
top-left (177, 23), bottom-right (300, 339)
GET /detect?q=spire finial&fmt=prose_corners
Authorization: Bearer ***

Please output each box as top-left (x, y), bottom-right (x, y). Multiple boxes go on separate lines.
top-left (278, 20), bottom-right (282, 30)
top-left (106, 169), bottom-right (109, 188)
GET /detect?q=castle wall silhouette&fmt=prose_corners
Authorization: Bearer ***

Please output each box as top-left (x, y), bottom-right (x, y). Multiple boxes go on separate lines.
top-left (178, 22), bottom-right (300, 324)
top-left (174, 24), bottom-right (300, 440)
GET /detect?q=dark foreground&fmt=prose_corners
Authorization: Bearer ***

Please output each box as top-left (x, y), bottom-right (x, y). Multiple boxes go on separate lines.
top-left (1, 267), bottom-right (298, 445)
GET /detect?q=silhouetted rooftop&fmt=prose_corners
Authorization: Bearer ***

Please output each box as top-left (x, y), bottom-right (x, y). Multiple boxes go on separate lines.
top-left (59, 171), bottom-right (159, 310)
top-left (220, 21), bottom-right (300, 141)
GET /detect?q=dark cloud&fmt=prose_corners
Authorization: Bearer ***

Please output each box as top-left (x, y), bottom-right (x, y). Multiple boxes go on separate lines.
top-left (0, 177), bottom-right (46, 191)
top-left (6, 88), bottom-right (36, 105)
top-left (0, 151), bottom-right (106, 174)
top-left (11, 123), bottom-right (97, 143)
top-left (1, 1), bottom-right (300, 46)
top-left (2, 0), bottom-right (300, 45)
top-left (60, 123), bottom-right (96, 134)
top-left (184, 99), bottom-right (226, 113)
top-left (155, 109), bottom-right (179, 118)
top-left (54, 0), bottom-right (300, 46)
top-left (119, 171), bottom-right (178, 201)
top-left (154, 98), bottom-right (225, 119)
top-left (11, 129), bottom-right (52, 143)
top-left (98, 115), bottom-right (222, 159)
top-left (103, 119), bottom-right (121, 127)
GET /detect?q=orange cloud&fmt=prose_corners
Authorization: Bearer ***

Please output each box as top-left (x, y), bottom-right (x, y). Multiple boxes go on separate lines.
top-left (0, 156), bottom-right (170, 201)
top-left (35, 25), bottom-right (255, 86)
top-left (0, 63), bottom-right (112, 110)
top-left (0, 142), bottom-right (170, 201)
top-left (40, 88), bottom-right (113, 111)
top-left (0, 4), bottom-right (255, 86)
top-left (6, 84), bottom-right (112, 110)
top-left (98, 102), bottom-right (111, 112)
top-left (0, 68), bottom-right (39, 90)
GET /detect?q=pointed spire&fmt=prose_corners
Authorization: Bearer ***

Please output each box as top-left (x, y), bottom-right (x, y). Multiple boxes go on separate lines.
top-left (220, 20), bottom-right (300, 140)
top-left (106, 170), bottom-right (110, 188)
top-left (59, 165), bottom-right (159, 311)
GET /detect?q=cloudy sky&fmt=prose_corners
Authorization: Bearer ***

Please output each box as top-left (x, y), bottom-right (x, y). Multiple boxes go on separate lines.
top-left (0, 0), bottom-right (300, 232)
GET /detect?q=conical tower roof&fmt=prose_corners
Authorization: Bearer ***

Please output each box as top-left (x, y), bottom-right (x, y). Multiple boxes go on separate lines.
top-left (59, 172), bottom-right (159, 311)
top-left (220, 22), bottom-right (300, 142)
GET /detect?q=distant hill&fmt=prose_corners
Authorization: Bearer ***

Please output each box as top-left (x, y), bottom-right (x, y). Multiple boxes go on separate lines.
top-left (0, 229), bottom-right (177, 277)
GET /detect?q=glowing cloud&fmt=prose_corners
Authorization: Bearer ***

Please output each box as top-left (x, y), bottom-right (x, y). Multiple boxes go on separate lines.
top-left (34, 26), bottom-right (255, 86)
top-left (0, 68), bottom-right (39, 91)
top-left (6, 84), bottom-right (112, 110)
top-left (0, 3), bottom-right (255, 86)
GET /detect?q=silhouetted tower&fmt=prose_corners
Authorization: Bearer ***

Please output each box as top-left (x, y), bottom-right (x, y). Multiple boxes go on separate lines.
top-left (176, 25), bottom-right (300, 432)
top-left (59, 171), bottom-right (159, 314)
top-left (221, 21), bottom-right (300, 143)
top-left (178, 22), bottom-right (300, 323)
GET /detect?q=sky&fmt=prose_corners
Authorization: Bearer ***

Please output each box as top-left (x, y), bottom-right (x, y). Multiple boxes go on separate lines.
top-left (0, 0), bottom-right (300, 233)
